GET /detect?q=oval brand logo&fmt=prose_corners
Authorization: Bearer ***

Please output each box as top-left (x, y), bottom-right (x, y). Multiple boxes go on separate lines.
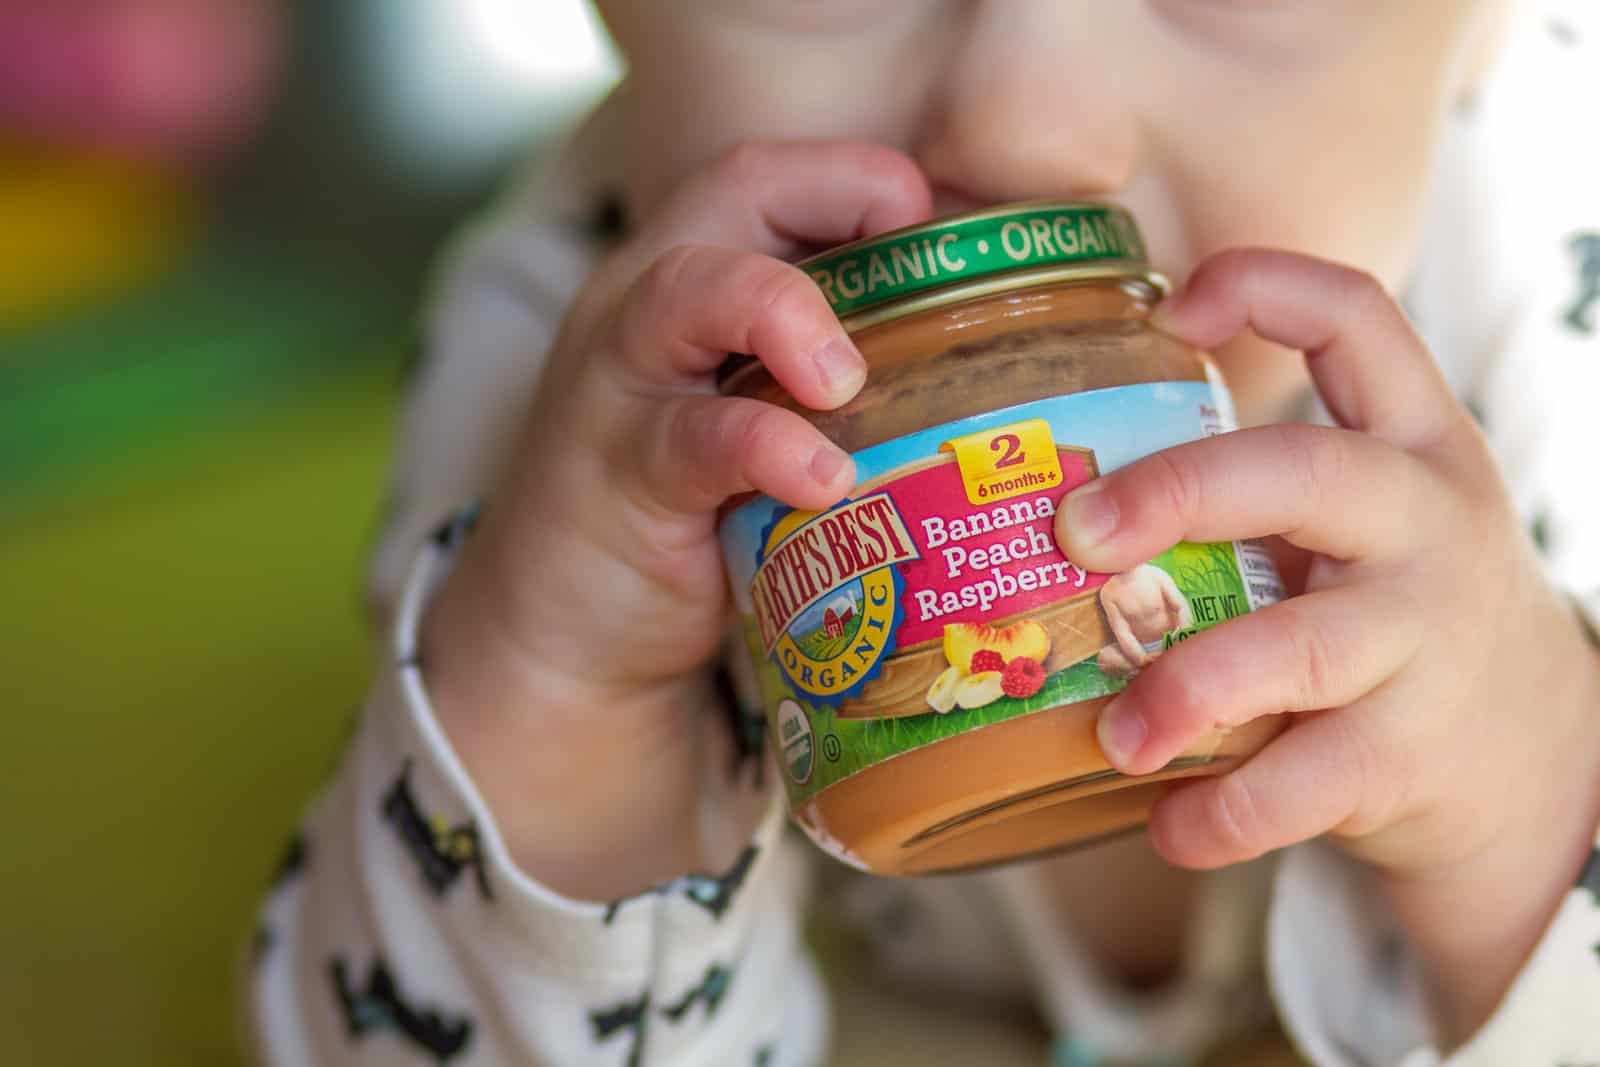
top-left (751, 499), bottom-right (915, 703)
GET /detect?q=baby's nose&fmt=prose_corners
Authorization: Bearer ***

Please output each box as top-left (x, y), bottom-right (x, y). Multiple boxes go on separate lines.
top-left (915, 8), bottom-right (1142, 206)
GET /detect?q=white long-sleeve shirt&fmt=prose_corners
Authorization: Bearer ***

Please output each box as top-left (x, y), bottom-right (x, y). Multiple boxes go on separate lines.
top-left (250, 4), bottom-right (1600, 1064)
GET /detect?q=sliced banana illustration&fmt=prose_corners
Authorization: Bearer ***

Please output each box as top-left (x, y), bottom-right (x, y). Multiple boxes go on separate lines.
top-left (955, 671), bottom-right (1005, 710)
top-left (926, 664), bottom-right (963, 714)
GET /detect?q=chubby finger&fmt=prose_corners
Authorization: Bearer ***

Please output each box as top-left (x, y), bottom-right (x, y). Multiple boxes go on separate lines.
top-left (626, 394), bottom-right (854, 516)
top-left (599, 142), bottom-right (930, 408)
top-left (1147, 712), bottom-right (1376, 868)
top-left (1154, 249), bottom-right (1465, 451)
top-left (617, 244), bottom-right (867, 410)
top-left (636, 140), bottom-right (933, 264)
top-left (1095, 584), bottom-right (1422, 775)
top-left (1056, 423), bottom-right (1449, 573)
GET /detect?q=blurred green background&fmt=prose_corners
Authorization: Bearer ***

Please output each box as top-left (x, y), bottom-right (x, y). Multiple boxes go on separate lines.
top-left (0, 1), bottom-right (617, 1062)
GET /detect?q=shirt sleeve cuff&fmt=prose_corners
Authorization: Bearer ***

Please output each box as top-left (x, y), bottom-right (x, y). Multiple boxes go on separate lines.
top-left (253, 510), bottom-right (827, 1066)
top-left (385, 509), bottom-right (807, 973)
top-left (1268, 838), bottom-right (1600, 1067)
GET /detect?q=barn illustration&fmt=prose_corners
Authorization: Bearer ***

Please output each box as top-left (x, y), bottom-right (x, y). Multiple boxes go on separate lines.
top-left (821, 605), bottom-right (855, 639)
top-left (794, 588), bottom-right (865, 661)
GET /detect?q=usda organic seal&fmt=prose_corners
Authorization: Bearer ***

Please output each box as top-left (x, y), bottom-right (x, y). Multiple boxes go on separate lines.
top-left (776, 699), bottom-right (813, 785)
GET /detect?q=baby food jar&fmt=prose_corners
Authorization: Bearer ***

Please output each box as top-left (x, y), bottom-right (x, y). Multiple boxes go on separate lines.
top-left (718, 202), bottom-right (1285, 876)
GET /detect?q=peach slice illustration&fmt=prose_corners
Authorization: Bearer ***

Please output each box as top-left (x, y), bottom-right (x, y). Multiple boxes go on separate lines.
top-left (942, 620), bottom-right (1051, 673)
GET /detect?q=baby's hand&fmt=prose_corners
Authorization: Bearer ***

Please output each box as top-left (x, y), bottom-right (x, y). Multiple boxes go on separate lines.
top-left (421, 141), bottom-right (931, 901)
top-left (1055, 249), bottom-right (1600, 1042)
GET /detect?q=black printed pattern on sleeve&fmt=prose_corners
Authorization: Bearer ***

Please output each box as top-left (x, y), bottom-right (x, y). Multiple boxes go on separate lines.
top-left (1531, 511), bottom-right (1554, 555)
top-left (661, 965), bottom-right (733, 1023)
top-left (430, 506), bottom-right (481, 553)
top-left (271, 831), bottom-right (309, 890)
top-left (589, 966), bottom-right (741, 1065)
top-left (330, 956), bottom-right (473, 1063)
top-left (603, 845), bottom-right (760, 924)
top-left (382, 760), bottom-right (493, 901)
top-left (255, 831), bottom-right (311, 967)
top-left (678, 843), bottom-right (760, 918)
top-left (590, 993), bottom-right (650, 1067)
top-left (1564, 231), bottom-right (1600, 335)
top-left (1579, 846), bottom-right (1600, 971)
top-left (1577, 847), bottom-right (1600, 902)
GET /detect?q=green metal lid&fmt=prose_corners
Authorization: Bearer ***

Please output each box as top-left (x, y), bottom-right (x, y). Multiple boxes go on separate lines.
top-left (797, 201), bottom-right (1155, 329)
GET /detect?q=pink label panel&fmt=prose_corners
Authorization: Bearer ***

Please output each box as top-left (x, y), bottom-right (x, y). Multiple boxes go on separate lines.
top-left (884, 451), bottom-right (1107, 647)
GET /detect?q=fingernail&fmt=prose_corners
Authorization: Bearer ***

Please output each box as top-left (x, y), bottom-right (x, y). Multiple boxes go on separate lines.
top-left (809, 444), bottom-right (850, 486)
top-left (812, 337), bottom-right (867, 399)
top-left (1062, 482), bottom-right (1118, 547)
top-left (1097, 698), bottom-right (1147, 770)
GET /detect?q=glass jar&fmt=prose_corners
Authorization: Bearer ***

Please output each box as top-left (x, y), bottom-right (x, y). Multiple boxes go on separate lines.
top-left (718, 202), bottom-right (1285, 877)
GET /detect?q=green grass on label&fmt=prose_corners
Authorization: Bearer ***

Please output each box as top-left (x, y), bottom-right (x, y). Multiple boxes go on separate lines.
top-left (792, 603), bottom-right (864, 661)
top-left (1162, 540), bottom-right (1246, 603)
top-left (741, 540), bottom-right (1254, 806)
top-left (795, 629), bottom-right (855, 662)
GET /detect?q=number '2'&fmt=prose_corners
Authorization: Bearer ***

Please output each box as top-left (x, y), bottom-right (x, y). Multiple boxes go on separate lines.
top-left (991, 433), bottom-right (1025, 468)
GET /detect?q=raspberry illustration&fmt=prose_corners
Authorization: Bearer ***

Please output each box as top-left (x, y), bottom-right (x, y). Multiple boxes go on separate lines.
top-left (1001, 657), bottom-right (1045, 699)
top-left (969, 649), bottom-right (1006, 675)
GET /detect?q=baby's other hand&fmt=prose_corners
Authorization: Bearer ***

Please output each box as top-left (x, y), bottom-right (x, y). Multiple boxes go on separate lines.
top-left (1054, 250), bottom-right (1600, 1042)
top-left (421, 141), bottom-right (931, 901)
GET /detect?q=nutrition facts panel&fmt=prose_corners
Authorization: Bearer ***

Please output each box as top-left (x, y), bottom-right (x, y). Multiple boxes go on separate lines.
top-left (1234, 538), bottom-right (1287, 612)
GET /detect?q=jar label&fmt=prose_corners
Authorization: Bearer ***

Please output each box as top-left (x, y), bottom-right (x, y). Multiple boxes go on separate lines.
top-left (719, 381), bottom-right (1285, 807)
